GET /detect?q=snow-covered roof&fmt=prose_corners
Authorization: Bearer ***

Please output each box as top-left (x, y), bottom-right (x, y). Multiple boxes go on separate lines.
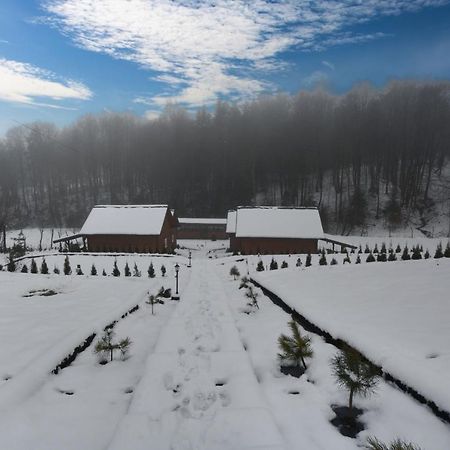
top-left (235, 207), bottom-right (323, 239)
top-left (226, 210), bottom-right (237, 234)
top-left (179, 218), bottom-right (226, 225)
top-left (80, 205), bottom-right (171, 236)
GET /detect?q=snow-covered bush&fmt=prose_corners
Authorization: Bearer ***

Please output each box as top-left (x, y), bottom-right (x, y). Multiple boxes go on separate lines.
top-left (365, 437), bottom-right (421, 450)
top-left (256, 260), bottom-right (265, 271)
top-left (366, 252), bottom-right (375, 263)
top-left (133, 262), bottom-right (141, 277)
top-left (147, 262), bottom-right (155, 278)
top-left (281, 260), bottom-right (288, 268)
top-left (91, 264), bottom-right (97, 276)
top-left (30, 258), bottom-right (38, 274)
top-left (401, 246), bottom-right (411, 261)
top-left (330, 258), bottom-right (338, 265)
top-left (161, 265), bottom-right (166, 277)
top-left (112, 260), bottom-right (120, 277)
top-left (239, 276), bottom-right (250, 289)
top-left (319, 251), bottom-right (327, 266)
top-left (244, 286), bottom-right (259, 312)
top-left (94, 328), bottom-right (132, 363)
top-left (411, 246), bottom-right (422, 260)
top-left (305, 253), bottom-right (312, 267)
top-left (40, 258), bottom-right (49, 274)
top-left (124, 262), bottom-right (131, 277)
top-left (230, 265), bottom-right (240, 280)
top-left (269, 258), bottom-right (278, 270)
top-left (63, 256), bottom-right (71, 275)
top-left (434, 242), bottom-right (444, 259)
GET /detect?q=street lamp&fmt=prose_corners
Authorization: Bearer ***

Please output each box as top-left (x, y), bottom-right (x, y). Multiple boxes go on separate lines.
top-left (172, 263), bottom-right (180, 300)
top-left (188, 251), bottom-right (192, 268)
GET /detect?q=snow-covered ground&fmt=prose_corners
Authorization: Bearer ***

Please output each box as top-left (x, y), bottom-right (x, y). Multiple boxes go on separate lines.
top-left (252, 258), bottom-right (450, 416)
top-left (0, 240), bottom-right (449, 449)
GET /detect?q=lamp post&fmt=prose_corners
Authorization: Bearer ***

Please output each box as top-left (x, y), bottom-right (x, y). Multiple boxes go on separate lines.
top-left (188, 251), bottom-right (192, 268)
top-left (172, 263), bottom-right (180, 300)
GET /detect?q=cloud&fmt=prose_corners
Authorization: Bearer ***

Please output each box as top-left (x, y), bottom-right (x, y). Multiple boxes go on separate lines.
top-left (302, 70), bottom-right (329, 87)
top-left (322, 60), bottom-right (335, 71)
top-left (41, 0), bottom-right (449, 107)
top-left (143, 109), bottom-right (161, 121)
top-left (0, 58), bottom-right (92, 107)
top-left (0, 39), bottom-right (9, 44)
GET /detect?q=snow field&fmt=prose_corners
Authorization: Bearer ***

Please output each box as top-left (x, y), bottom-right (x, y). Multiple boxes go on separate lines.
top-left (251, 258), bottom-right (450, 416)
top-left (0, 281), bottom-right (181, 450)
top-left (216, 257), bottom-right (450, 449)
top-left (108, 260), bottom-right (285, 450)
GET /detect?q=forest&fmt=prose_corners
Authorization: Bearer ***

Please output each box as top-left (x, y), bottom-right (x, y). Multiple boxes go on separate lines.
top-left (0, 80), bottom-right (449, 234)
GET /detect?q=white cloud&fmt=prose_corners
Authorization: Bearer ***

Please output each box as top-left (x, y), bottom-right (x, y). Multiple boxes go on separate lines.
top-left (0, 58), bottom-right (92, 107)
top-left (143, 109), bottom-right (160, 121)
top-left (302, 70), bottom-right (329, 87)
top-left (322, 60), bottom-right (335, 71)
top-left (41, 0), bottom-right (449, 107)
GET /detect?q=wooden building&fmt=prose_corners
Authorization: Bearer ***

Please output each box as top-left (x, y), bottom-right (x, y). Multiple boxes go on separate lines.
top-left (54, 205), bottom-right (178, 253)
top-left (177, 218), bottom-right (227, 240)
top-left (230, 206), bottom-right (324, 254)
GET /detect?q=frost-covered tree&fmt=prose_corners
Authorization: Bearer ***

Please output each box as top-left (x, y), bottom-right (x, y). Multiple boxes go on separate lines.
top-left (331, 346), bottom-right (379, 412)
top-left (411, 246), bottom-right (422, 260)
top-left (281, 260), bottom-right (288, 268)
top-left (21, 263), bottom-right (28, 273)
top-left (30, 258), bottom-right (38, 274)
top-left (133, 262), bottom-right (141, 277)
top-left (256, 260), bottom-right (265, 271)
top-left (424, 249), bottom-right (430, 259)
top-left (434, 242), bottom-right (444, 258)
top-left (63, 255), bottom-right (71, 275)
top-left (239, 276), bottom-right (250, 289)
top-left (124, 262), bottom-right (131, 277)
top-left (365, 437), bottom-right (421, 450)
top-left (40, 258), bottom-right (49, 274)
top-left (270, 258), bottom-right (278, 270)
top-left (401, 245), bottom-right (411, 261)
top-left (377, 252), bottom-right (387, 262)
top-left (373, 244), bottom-right (379, 254)
top-left (278, 321), bottom-right (313, 370)
top-left (364, 244), bottom-right (371, 254)
top-left (388, 252), bottom-right (397, 262)
top-left (147, 262), bottom-right (155, 278)
top-left (112, 260), bottom-right (120, 277)
top-left (380, 243), bottom-right (387, 254)
top-left (395, 244), bottom-right (402, 253)
top-left (94, 328), bottom-right (132, 362)
top-left (305, 253), bottom-right (312, 267)
top-left (366, 252), bottom-right (375, 263)
top-left (161, 265), bottom-right (166, 277)
top-left (76, 265), bottom-right (83, 275)
top-left (91, 264), bottom-right (97, 276)
top-left (230, 265), bottom-right (240, 280)
top-left (245, 285), bottom-right (259, 311)
top-left (319, 250), bottom-right (327, 266)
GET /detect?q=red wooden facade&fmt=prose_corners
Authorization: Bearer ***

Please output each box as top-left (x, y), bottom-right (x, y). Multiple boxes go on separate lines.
top-left (231, 236), bottom-right (318, 254)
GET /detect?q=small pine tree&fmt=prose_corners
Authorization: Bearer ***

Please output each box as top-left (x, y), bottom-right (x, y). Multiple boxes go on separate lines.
top-left (91, 264), bottom-right (97, 276)
top-left (256, 260), bottom-right (265, 272)
top-left (63, 255), bottom-right (71, 275)
top-left (230, 265), bottom-right (240, 280)
top-left (7, 253), bottom-right (16, 272)
top-left (281, 260), bottom-right (288, 268)
top-left (102, 269), bottom-right (107, 276)
top-left (424, 249), bottom-right (430, 259)
top-left (364, 244), bottom-right (370, 254)
top-left (358, 245), bottom-right (362, 254)
top-left (395, 244), bottom-right (402, 253)
top-left (388, 252), bottom-right (397, 262)
top-left (76, 264), bottom-right (83, 275)
top-left (296, 257), bottom-right (302, 267)
top-left (343, 255), bottom-right (351, 264)
top-left (330, 258), bottom-right (338, 265)
top-left (366, 252), bottom-right (375, 263)
top-left (434, 242), bottom-right (444, 259)
top-left (270, 258), bottom-right (278, 270)
top-left (53, 265), bottom-right (60, 274)
top-left (377, 252), bottom-right (387, 262)
top-left (21, 264), bottom-right (28, 273)
top-left (30, 258), bottom-right (38, 274)
top-left (355, 255), bottom-right (361, 264)
top-left (373, 244), bottom-right (379, 254)
top-left (40, 258), bottom-right (49, 274)
top-left (331, 346), bottom-right (379, 412)
top-left (411, 246), bottom-right (422, 260)
top-left (444, 242), bottom-right (450, 258)
top-left (133, 262), bottom-right (141, 277)
top-left (244, 285), bottom-right (259, 311)
top-left (112, 260), bottom-right (120, 277)
top-left (401, 245), bottom-right (411, 261)
top-left (278, 321), bottom-right (313, 370)
top-left (305, 253), bottom-right (312, 267)
top-left (161, 265), bottom-right (166, 277)
top-left (94, 328), bottom-right (132, 362)
top-left (148, 262), bottom-right (155, 278)
top-left (365, 437), bottom-right (422, 450)
top-left (380, 243), bottom-right (387, 254)
top-left (319, 251), bottom-right (327, 266)
top-left (124, 262), bottom-right (131, 277)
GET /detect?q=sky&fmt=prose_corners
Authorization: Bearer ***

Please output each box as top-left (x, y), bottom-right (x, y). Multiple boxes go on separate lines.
top-left (1, 0), bottom-right (450, 135)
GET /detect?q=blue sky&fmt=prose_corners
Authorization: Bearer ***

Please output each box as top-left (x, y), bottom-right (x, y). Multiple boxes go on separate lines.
top-left (1, 0), bottom-right (450, 134)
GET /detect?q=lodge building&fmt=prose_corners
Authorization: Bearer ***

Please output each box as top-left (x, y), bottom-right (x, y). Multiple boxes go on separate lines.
top-left (177, 218), bottom-right (227, 240)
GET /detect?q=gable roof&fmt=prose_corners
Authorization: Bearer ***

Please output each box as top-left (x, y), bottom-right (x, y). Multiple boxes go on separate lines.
top-left (235, 206), bottom-right (323, 239)
top-left (80, 205), bottom-right (171, 236)
top-left (226, 210), bottom-right (237, 234)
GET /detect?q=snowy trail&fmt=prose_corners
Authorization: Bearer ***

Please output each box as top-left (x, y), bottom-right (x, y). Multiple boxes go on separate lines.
top-left (108, 260), bottom-right (286, 450)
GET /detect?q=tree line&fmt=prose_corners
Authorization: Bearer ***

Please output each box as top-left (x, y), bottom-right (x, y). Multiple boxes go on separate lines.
top-left (1, 80), bottom-right (449, 234)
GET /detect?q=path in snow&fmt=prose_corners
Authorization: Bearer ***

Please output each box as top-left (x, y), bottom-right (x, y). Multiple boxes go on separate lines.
top-left (108, 259), bottom-right (286, 450)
